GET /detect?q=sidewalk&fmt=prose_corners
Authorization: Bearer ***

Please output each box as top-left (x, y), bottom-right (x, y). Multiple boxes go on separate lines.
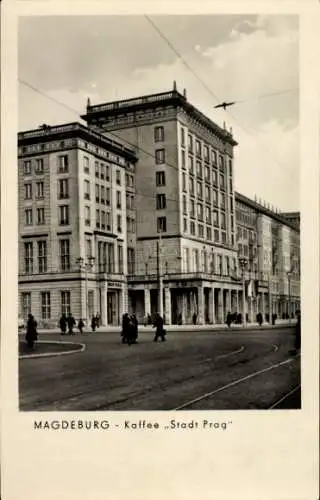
top-left (27, 319), bottom-right (296, 336)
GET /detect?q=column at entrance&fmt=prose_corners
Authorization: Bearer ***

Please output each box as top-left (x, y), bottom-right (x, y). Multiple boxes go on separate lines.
top-left (164, 287), bottom-right (172, 325)
top-left (235, 290), bottom-right (239, 314)
top-left (197, 286), bottom-right (204, 325)
top-left (208, 288), bottom-right (215, 324)
top-left (226, 289), bottom-right (232, 314)
top-left (144, 288), bottom-right (151, 317)
top-left (217, 288), bottom-right (223, 323)
top-left (100, 283), bottom-right (107, 326)
top-left (261, 293), bottom-right (265, 321)
top-left (182, 293), bottom-right (187, 324)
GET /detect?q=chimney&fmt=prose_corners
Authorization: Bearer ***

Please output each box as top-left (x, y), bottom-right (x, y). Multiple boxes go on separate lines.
top-left (173, 80), bottom-right (177, 91)
top-left (223, 121), bottom-right (226, 130)
top-left (183, 88), bottom-right (187, 99)
top-left (87, 97), bottom-right (91, 109)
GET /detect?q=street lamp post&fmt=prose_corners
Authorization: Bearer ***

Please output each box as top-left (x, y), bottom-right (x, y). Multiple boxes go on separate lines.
top-left (77, 256), bottom-right (95, 325)
top-left (239, 257), bottom-right (248, 328)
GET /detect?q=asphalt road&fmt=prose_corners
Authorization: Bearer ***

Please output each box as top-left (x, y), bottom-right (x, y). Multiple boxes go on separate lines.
top-left (19, 327), bottom-right (301, 411)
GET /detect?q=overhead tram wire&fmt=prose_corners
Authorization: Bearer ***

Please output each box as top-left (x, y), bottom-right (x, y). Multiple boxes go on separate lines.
top-left (18, 79), bottom-right (195, 208)
top-left (144, 15), bottom-right (297, 173)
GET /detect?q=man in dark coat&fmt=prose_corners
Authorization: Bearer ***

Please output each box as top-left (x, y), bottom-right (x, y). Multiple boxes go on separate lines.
top-left (78, 318), bottom-right (85, 335)
top-left (67, 313), bottom-right (76, 335)
top-left (131, 314), bottom-right (138, 342)
top-left (25, 314), bottom-right (38, 348)
top-left (153, 313), bottom-right (166, 342)
top-left (226, 311), bottom-right (232, 328)
top-left (257, 312), bottom-right (263, 327)
top-left (294, 310), bottom-right (301, 354)
top-left (59, 314), bottom-right (67, 335)
top-left (121, 313), bottom-right (130, 344)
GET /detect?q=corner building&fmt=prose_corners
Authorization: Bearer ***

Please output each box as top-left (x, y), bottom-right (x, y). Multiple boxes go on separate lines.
top-left (18, 123), bottom-right (137, 327)
top-left (83, 85), bottom-right (243, 324)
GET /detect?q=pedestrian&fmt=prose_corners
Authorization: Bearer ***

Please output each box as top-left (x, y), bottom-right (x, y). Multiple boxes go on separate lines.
top-left (78, 318), bottom-right (85, 335)
top-left (192, 312), bottom-right (197, 325)
top-left (67, 313), bottom-right (76, 335)
top-left (121, 313), bottom-right (130, 344)
top-left (294, 310), bottom-right (301, 355)
top-left (153, 313), bottom-right (166, 342)
top-left (25, 313), bottom-right (38, 349)
top-left (95, 313), bottom-right (101, 328)
top-left (257, 312), bottom-right (263, 327)
top-left (91, 316), bottom-right (97, 332)
top-left (226, 311), bottom-right (232, 328)
top-left (131, 314), bottom-right (138, 343)
top-left (59, 313), bottom-right (67, 335)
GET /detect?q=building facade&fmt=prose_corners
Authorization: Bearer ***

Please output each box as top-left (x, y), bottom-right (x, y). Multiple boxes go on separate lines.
top-left (18, 86), bottom-right (300, 327)
top-left (18, 122), bottom-right (137, 327)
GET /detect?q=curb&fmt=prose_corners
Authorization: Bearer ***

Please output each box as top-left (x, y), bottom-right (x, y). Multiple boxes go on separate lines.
top-left (19, 340), bottom-right (86, 360)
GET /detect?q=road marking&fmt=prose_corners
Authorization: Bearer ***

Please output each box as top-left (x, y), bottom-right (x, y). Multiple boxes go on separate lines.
top-left (172, 358), bottom-right (294, 410)
top-left (19, 341), bottom-right (86, 359)
top-left (268, 384), bottom-right (301, 409)
top-left (216, 346), bottom-right (245, 359)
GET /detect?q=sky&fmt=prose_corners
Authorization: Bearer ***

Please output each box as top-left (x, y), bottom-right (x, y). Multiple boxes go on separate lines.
top-left (18, 14), bottom-right (299, 211)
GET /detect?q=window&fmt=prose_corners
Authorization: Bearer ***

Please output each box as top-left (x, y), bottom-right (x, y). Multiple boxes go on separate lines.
top-left (24, 242), bottom-right (33, 274)
top-left (196, 161), bottom-right (202, 178)
top-left (196, 140), bottom-right (201, 157)
top-left (99, 210), bottom-right (104, 229)
top-left (100, 163), bottom-right (105, 180)
top-left (204, 145), bottom-right (209, 161)
top-left (181, 150), bottom-right (186, 169)
top-left (189, 178), bottom-right (194, 195)
top-left (84, 180), bottom-right (90, 200)
top-left (230, 197), bottom-right (234, 211)
top-left (212, 169), bottom-right (218, 186)
top-left (213, 189), bottom-right (218, 206)
top-left (116, 191), bottom-right (121, 209)
top-left (212, 149), bottom-right (217, 165)
top-left (181, 128), bottom-right (185, 147)
top-left (157, 216), bottom-right (167, 232)
top-left (206, 206), bottom-right (211, 224)
top-left (59, 239), bottom-right (70, 271)
top-left (155, 148), bottom-right (165, 165)
top-left (37, 208), bottom-right (45, 225)
top-left (38, 241), bottom-right (47, 273)
top-left (25, 208), bottom-right (33, 226)
top-left (41, 292), bottom-right (51, 320)
top-left (198, 224), bottom-right (204, 238)
top-left (106, 164), bottom-right (110, 181)
top-left (229, 179), bottom-right (233, 193)
top-left (126, 194), bottom-right (134, 210)
top-left (190, 221), bottom-right (195, 235)
top-left (95, 184), bottom-right (100, 203)
top-left (61, 291), bottom-right (71, 315)
top-left (83, 156), bottom-right (89, 174)
top-left (221, 212), bottom-right (226, 229)
top-left (183, 218), bottom-right (188, 233)
top-left (21, 292), bottom-right (31, 319)
top-left (190, 199), bottom-right (195, 218)
top-left (59, 205), bottom-right (69, 225)
top-left (220, 193), bottom-right (226, 210)
top-left (218, 255), bottom-right (223, 275)
top-left (35, 158), bottom-right (44, 174)
top-left (106, 187), bottom-right (111, 205)
top-left (86, 238), bottom-right (92, 259)
top-left (58, 155), bottom-right (69, 173)
top-left (36, 181), bottom-right (44, 199)
top-left (197, 181), bottom-right (203, 198)
top-left (156, 171), bottom-right (166, 186)
top-left (193, 249), bottom-right (199, 271)
top-left (99, 186), bottom-right (105, 204)
top-left (220, 174), bottom-right (225, 189)
top-left (24, 183), bottom-right (32, 200)
top-left (188, 156), bottom-right (194, 173)
top-left (214, 210), bottom-right (219, 226)
top-left (214, 229), bottom-right (220, 242)
top-left (58, 179), bottom-right (69, 199)
top-left (85, 206), bottom-right (91, 226)
top-left (116, 170), bottom-right (121, 185)
top-left (127, 248), bottom-right (135, 275)
top-left (197, 203), bottom-right (203, 221)
top-left (183, 195), bottom-right (187, 215)
top-left (206, 227), bottom-right (212, 241)
top-left (229, 159), bottom-right (233, 176)
top-left (106, 212), bottom-right (111, 230)
top-left (118, 244), bottom-right (123, 273)
top-left (95, 161), bottom-right (99, 178)
top-left (24, 160), bottom-right (31, 175)
top-left (219, 155), bottom-right (224, 169)
top-left (154, 126), bottom-right (164, 142)
top-left (205, 165), bottom-right (210, 182)
top-left (205, 185), bottom-right (211, 202)
top-left (226, 256), bottom-right (230, 276)
top-left (156, 193), bottom-right (166, 210)
top-left (188, 134), bottom-right (193, 152)
top-left (221, 232), bottom-right (227, 244)
top-left (117, 214), bottom-right (122, 233)
top-left (182, 172), bottom-right (187, 192)
top-left (126, 173), bottom-right (134, 188)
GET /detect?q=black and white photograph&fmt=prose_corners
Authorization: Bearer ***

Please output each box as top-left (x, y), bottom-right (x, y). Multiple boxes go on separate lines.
top-left (17, 14), bottom-right (302, 412)
top-left (1, 3), bottom-right (319, 500)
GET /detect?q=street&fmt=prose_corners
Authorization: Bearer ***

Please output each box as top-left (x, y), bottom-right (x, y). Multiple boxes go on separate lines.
top-left (19, 326), bottom-right (300, 411)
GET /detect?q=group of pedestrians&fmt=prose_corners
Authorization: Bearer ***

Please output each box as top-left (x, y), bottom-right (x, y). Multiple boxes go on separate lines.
top-left (121, 312), bottom-right (166, 345)
top-left (59, 313), bottom-right (101, 335)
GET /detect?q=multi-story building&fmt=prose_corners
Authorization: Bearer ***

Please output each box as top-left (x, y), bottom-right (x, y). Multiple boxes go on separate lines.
top-left (83, 83), bottom-right (242, 325)
top-left (18, 84), bottom-right (300, 327)
top-left (18, 122), bottom-right (137, 327)
top-left (235, 193), bottom-right (300, 320)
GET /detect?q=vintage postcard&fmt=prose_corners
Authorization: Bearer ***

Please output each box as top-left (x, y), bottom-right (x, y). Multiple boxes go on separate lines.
top-left (1, 1), bottom-right (319, 499)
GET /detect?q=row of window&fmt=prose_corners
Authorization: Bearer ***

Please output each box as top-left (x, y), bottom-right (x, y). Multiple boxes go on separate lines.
top-left (23, 159), bottom-right (45, 176)
top-left (182, 218), bottom-right (232, 245)
top-left (24, 207), bottom-right (45, 226)
top-left (182, 170), bottom-right (230, 193)
top-left (182, 247), bottom-right (237, 276)
top-left (183, 190), bottom-right (233, 211)
top-left (182, 154), bottom-right (232, 182)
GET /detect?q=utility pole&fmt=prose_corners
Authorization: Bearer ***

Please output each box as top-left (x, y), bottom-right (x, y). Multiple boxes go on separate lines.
top-left (268, 273), bottom-right (272, 324)
top-left (239, 257), bottom-right (247, 328)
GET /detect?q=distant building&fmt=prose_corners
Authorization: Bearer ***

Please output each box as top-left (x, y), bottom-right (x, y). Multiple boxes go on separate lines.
top-left (281, 211), bottom-right (300, 230)
top-left (18, 85), bottom-right (300, 327)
